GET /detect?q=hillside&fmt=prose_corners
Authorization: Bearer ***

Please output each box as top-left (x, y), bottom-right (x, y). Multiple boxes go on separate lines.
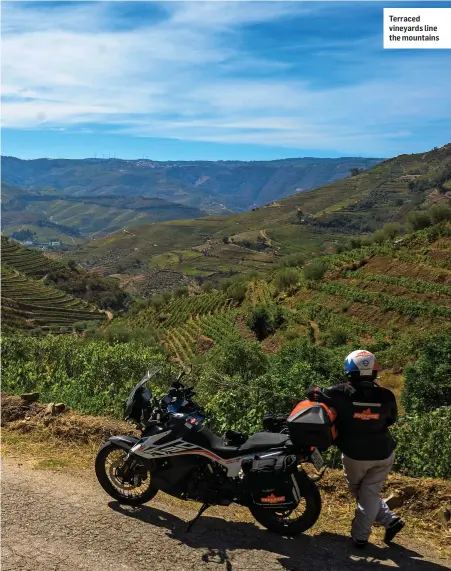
top-left (1, 184), bottom-right (204, 243)
top-left (112, 222), bottom-right (451, 368)
top-left (69, 144), bottom-right (451, 277)
top-left (1, 155), bottom-right (382, 213)
top-left (0, 237), bottom-right (126, 331)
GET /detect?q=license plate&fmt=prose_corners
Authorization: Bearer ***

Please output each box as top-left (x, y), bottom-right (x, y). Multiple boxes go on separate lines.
top-left (310, 448), bottom-right (324, 471)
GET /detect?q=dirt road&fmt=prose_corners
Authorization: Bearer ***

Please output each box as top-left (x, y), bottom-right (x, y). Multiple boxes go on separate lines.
top-left (2, 457), bottom-right (450, 571)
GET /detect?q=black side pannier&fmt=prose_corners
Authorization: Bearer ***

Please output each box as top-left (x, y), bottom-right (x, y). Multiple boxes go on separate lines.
top-left (243, 454), bottom-right (299, 509)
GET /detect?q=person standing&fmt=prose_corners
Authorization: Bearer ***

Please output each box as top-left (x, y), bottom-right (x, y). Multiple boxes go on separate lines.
top-left (307, 349), bottom-right (405, 548)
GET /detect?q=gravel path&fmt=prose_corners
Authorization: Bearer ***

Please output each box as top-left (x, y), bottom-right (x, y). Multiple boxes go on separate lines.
top-left (2, 457), bottom-right (450, 571)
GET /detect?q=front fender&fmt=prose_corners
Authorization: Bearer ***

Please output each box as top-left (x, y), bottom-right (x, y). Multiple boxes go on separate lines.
top-left (102, 435), bottom-right (140, 452)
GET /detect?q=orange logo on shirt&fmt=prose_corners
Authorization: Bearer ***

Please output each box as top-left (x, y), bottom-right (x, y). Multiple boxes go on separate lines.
top-left (353, 408), bottom-right (380, 420)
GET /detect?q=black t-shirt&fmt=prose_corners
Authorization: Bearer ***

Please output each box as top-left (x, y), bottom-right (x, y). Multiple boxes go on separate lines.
top-left (307, 380), bottom-right (398, 461)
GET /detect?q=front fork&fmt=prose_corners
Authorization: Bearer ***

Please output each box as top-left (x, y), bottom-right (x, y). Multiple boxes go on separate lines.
top-left (116, 454), bottom-right (148, 486)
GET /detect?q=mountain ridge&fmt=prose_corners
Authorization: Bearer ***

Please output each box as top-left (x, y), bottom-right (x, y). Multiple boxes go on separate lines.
top-left (67, 144), bottom-right (451, 277)
top-left (1, 155), bottom-right (383, 213)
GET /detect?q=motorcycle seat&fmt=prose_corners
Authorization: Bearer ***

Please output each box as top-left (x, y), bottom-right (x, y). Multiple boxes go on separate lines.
top-left (238, 432), bottom-right (290, 454)
top-left (198, 426), bottom-right (242, 459)
top-left (198, 428), bottom-right (290, 460)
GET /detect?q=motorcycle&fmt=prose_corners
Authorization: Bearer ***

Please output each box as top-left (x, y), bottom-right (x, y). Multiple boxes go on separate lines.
top-left (95, 367), bottom-right (326, 535)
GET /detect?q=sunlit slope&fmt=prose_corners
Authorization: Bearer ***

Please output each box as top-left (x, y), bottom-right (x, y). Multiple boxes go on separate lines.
top-left (113, 223), bottom-right (451, 365)
top-left (70, 144), bottom-right (451, 277)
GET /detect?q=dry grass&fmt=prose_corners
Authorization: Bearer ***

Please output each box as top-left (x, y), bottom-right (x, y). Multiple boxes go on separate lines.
top-left (1, 392), bottom-right (450, 555)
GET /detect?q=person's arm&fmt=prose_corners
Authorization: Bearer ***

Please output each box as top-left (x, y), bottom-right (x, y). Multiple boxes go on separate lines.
top-left (385, 390), bottom-right (398, 427)
top-left (307, 386), bottom-right (335, 406)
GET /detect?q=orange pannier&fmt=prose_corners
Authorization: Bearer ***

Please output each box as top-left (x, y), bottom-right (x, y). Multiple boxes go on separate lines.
top-left (287, 400), bottom-right (337, 452)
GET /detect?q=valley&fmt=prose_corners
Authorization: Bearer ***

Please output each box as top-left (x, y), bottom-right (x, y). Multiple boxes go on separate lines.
top-left (69, 144), bottom-right (451, 278)
top-left (2, 142), bottom-right (451, 486)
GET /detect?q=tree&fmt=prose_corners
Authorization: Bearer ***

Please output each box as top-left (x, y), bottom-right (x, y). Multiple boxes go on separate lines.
top-left (428, 204), bottom-right (451, 225)
top-left (407, 211), bottom-right (431, 232)
top-left (201, 281), bottom-right (213, 293)
top-left (402, 336), bottom-right (451, 414)
top-left (174, 286), bottom-right (189, 298)
top-left (349, 168), bottom-right (361, 177)
top-left (274, 268), bottom-right (299, 293)
top-left (303, 262), bottom-right (325, 281)
top-left (247, 303), bottom-right (285, 340)
top-left (226, 281), bottom-right (247, 303)
top-left (382, 222), bottom-right (402, 240)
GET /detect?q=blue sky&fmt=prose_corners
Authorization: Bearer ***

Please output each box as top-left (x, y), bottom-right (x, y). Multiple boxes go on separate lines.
top-left (1, 1), bottom-right (451, 160)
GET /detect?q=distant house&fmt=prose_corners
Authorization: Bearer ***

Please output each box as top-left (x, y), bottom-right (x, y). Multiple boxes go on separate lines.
top-left (22, 240), bottom-right (34, 246)
top-left (49, 241), bottom-right (62, 247)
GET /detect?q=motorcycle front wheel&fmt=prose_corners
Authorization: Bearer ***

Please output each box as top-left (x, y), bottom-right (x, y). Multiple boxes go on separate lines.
top-left (249, 472), bottom-right (321, 536)
top-left (95, 441), bottom-right (158, 505)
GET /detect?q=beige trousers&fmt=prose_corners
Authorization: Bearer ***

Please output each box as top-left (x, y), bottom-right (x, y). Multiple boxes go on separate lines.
top-left (342, 452), bottom-right (397, 541)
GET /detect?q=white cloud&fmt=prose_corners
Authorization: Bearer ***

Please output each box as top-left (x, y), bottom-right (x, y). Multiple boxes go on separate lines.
top-left (1, 1), bottom-right (450, 156)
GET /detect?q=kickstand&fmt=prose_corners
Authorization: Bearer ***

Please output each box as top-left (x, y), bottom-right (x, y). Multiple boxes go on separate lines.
top-left (186, 503), bottom-right (209, 532)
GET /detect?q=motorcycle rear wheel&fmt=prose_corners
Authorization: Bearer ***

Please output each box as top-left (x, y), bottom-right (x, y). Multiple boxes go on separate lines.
top-left (249, 472), bottom-right (321, 536)
top-left (95, 441), bottom-right (158, 505)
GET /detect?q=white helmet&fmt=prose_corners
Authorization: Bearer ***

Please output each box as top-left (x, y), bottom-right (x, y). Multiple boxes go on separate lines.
top-left (345, 350), bottom-right (379, 380)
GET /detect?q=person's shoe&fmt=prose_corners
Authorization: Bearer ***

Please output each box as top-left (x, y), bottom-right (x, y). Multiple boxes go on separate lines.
top-left (352, 538), bottom-right (368, 550)
top-left (384, 518), bottom-right (405, 543)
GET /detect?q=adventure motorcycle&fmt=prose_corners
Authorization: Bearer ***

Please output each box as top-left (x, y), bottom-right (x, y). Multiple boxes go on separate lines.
top-left (95, 367), bottom-right (330, 535)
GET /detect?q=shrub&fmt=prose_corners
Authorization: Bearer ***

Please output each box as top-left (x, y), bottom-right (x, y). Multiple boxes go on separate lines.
top-left (303, 262), bottom-right (325, 281)
top-left (1, 335), bottom-right (167, 417)
top-left (402, 336), bottom-right (451, 414)
top-left (407, 211), bottom-right (431, 232)
top-left (104, 324), bottom-right (131, 344)
top-left (174, 286), bottom-right (189, 299)
top-left (428, 204), bottom-right (451, 225)
top-left (382, 222), bottom-right (402, 240)
top-left (150, 295), bottom-right (165, 312)
top-left (201, 281), bottom-right (214, 294)
top-left (162, 291), bottom-right (172, 303)
top-left (348, 238), bottom-right (362, 250)
top-left (226, 281), bottom-right (247, 303)
top-left (371, 230), bottom-right (386, 244)
top-left (204, 338), bottom-right (269, 382)
top-left (392, 408), bottom-right (451, 479)
top-left (278, 253), bottom-right (305, 268)
top-left (325, 329), bottom-right (348, 348)
top-left (274, 268), bottom-right (299, 293)
top-left (247, 303), bottom-right (285, 340)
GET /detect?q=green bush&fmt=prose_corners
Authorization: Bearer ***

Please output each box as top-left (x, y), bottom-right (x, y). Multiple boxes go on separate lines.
top-left (325, 329), bottom-right (348, 347)
top-left (150, 295), bottom-right (165, 312)
top-left (428, 204), bottom-right (451, 225)
top-left (274, 268), bottom-right (299, 293)
top-left (407, 211), bottom-right (431, 232)
top-left (402, 336), bottom-right (451, 413)
top-left (226, 281), bottom-right (247, 303)
top-left (201, 281), bottom-right (214, 294)
top-left (174, 286), bottom-right (189, 299)
top-left (162, 291), bottom-right (172, 303)
top-left (392, 408), bottom-right (451, 479)
top-left (197, 338), bottom-right (343, 434)
top-left (303, 262), bottom-right (325, 281)
top-left (1, 335), bottom-right (167, 417)
top-left (382, 222), bottom-right (402, 240)
top-left (247, 303), bottom-right (285, 340)
top-left (278, 253), bottom-right (305, 268)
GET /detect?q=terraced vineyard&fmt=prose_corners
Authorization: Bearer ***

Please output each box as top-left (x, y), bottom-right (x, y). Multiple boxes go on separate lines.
top-left (286, 224), bottom-right (451, 361)
top-left (162, 311), bottom-right (241, 364)
top-left (1, 237), bottom-right (62, 277)
top-left (1, 267), bottom-right (106, 332)
top-left (118, 293), bottom-right (240, 363)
